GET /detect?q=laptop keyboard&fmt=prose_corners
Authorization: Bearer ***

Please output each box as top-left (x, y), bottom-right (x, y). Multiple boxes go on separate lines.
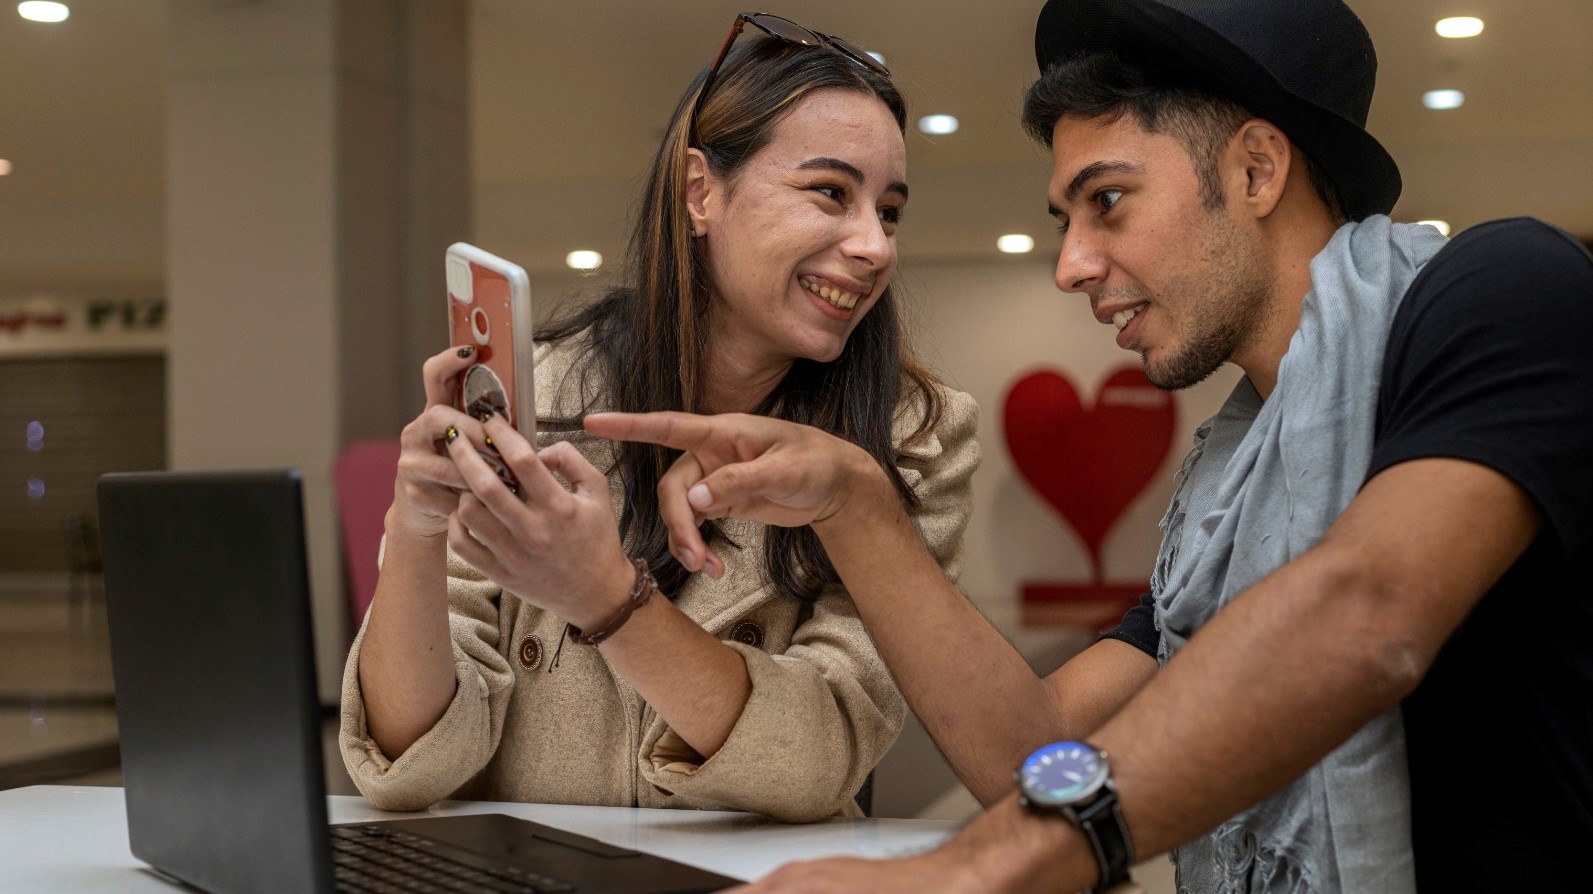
top-left (331, 825), bottom-right (577, 893)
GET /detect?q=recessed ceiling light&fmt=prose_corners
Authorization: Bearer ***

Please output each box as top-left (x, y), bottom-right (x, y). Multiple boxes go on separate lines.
top-left (18, 2), bottom-right (70, 23)
top-left (917, 114), bottom-right (959, 136)
top-left (1422, 89), bottom-right (1465, 110)
top-left (997, 234), bottom-right (1035, 254)
top-left (1416, 219), bottom-right (1452, 237)
top-left (0, 159), bottom-right (12, 176)
top-left (565, 250), bottom-right (602, 271)
top-left (1435, 16), bottom-right (1484, 39)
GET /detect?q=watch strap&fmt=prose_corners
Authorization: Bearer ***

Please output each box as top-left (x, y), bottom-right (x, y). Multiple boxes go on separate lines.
top-left (1074, 789), bottom-right (1135, 894)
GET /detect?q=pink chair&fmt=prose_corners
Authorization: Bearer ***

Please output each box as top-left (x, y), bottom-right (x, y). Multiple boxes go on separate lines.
top-left (333, 440), bottom-right (402, 628)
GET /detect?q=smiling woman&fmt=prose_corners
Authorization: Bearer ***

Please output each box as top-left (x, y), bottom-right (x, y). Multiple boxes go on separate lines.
top-left (341, 16), bottom-right (980, 824)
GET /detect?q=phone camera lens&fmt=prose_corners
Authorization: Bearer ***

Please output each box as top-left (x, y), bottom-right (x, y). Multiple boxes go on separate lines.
top-left (471, 307), bottom-right (490, 345)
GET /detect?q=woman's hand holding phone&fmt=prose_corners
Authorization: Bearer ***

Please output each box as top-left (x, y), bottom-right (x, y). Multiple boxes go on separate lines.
top-left (444, 412), bottom-right (637, 631)
top-left (387, 346), bottom-right (492, 543)
top-left (397, 241), bottom-right (632, 625)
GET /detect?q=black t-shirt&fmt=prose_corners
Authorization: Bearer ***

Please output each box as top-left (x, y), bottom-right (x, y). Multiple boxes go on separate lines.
top-left (1104, 218), bottom-right (1593, 890)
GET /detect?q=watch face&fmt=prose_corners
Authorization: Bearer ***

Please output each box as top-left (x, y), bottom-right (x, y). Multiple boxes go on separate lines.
top-left (1019, 741), bottom-right (1109, 807)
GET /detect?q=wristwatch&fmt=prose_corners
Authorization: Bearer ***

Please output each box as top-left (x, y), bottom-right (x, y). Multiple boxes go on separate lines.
top-left (1015, 740), bottom-right (1136, 894)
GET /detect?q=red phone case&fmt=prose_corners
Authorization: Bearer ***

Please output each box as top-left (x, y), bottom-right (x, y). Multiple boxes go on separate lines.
top-left (446, 244), bottom-right (535, 492)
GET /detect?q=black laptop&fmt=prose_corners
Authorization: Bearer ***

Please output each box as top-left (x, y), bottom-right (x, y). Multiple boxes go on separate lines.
top-left (97, 469), bottom-right (738, 894)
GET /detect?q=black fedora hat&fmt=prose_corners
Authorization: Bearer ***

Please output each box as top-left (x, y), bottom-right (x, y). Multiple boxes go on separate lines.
top-left (1034, 0), bottom-right (1401, 220)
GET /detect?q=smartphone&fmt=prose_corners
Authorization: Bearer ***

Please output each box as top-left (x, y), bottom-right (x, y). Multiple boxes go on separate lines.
top-left (446, 243), bottom-right (534, 493)
top-left (445, 242), bottom-right (536, 435)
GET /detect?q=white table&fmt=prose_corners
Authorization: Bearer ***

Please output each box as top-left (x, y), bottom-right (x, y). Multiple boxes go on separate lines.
top-left (1, 784), bottom-right (961, 890)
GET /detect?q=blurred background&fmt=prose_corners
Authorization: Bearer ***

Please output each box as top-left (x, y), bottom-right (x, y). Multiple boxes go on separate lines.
top-left (1, 0), bottom-right (1589, 854)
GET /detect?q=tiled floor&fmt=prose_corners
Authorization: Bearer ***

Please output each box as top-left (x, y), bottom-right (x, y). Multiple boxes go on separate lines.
top-left (0, 589), bottom-right (356, 796)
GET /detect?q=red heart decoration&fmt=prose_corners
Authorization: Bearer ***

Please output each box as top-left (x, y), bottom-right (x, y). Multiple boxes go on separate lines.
top-left (1002, 366), bottom-right (1176, 575)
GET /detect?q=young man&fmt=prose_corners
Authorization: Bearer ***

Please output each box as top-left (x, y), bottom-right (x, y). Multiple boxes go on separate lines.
top-left (578, 0), bottom-right (1593, 890)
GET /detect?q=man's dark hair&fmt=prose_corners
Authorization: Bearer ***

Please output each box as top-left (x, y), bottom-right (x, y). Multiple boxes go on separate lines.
top-left (1022, 51), bottom-right (1346, 222)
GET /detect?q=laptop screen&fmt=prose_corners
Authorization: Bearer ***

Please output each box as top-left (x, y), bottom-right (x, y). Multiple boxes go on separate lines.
top-left (99, 470), bottom-right (335, 894)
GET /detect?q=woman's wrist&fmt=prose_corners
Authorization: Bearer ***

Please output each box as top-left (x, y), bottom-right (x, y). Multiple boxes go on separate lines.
top-left (567, 557), bottom-right (658, 644)
top-left (560, 552), bottom-right (647, 633)
top-left (384, 501), bottom-right (451, 549)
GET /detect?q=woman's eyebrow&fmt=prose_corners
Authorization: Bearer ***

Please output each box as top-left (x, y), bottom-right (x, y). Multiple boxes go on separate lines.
top-left (797, 156), bottom-right (909, 200)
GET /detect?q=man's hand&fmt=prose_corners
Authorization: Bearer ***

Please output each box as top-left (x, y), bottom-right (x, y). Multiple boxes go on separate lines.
top-left (583, 411), bottom-right (883, 578)
top-left (728, 795), bottom-right (1106, 894)
top-left (728, 851), bottom-right (983, 894)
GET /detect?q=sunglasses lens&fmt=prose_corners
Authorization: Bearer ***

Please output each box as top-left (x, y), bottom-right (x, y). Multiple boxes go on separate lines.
top-left (749, 14), bottom-right (821, 47)
top-left (828, 36), bottom-right (888, 74)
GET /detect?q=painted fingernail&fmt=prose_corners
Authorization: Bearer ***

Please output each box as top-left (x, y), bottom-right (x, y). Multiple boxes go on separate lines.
top-left (444, 425), bottom-right (459, 444)
top-left (457, 347), bottom-right (474, 358)
top-left (688, 483), bottom-right (713, 510)
top-left (478, 411), bottom-right (494, 424)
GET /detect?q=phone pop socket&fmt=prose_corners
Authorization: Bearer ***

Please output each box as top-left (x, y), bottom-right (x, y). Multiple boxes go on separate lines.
top-left (462, 381), bottom-right (521, 495)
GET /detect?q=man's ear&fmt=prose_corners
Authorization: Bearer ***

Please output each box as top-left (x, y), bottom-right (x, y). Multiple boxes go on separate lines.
top-left (1234, 119), bottom-right (1290, 219)
top-left (685, 148), bottom-right (713, 237)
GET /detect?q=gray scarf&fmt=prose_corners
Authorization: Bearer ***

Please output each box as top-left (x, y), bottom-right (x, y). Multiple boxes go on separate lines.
top-left (1150, 216), bottom-right (1447, 893)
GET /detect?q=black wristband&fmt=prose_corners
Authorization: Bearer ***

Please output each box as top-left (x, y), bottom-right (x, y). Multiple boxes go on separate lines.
top-left (1074, 790), bottom-right (1135, 893)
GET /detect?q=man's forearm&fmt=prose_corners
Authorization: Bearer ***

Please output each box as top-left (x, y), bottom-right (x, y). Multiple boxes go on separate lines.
top-left (1090, 554), bottom-right (1409, 862)
top-left (813, 460), bottom-right (1070, 802)
top-left (1082, 459), bottom-right (1539, 862)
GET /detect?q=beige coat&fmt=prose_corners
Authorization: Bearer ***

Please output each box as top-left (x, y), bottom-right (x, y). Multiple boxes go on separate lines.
top-left (339, 335), bottom-right (980, 822)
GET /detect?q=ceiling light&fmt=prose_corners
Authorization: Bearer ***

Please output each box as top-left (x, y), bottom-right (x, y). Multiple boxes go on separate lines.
top-left (917, 114), bottom-right (959, 136)
top-left (1422, 89), bottom-right (1465, 110)
top-left (997, 234), bottom-right (1035, 254)
top-left (18, 2), bottom-right (70, 23)
top-left (1435, 17), bottom-right (1484, 39)
top-left (1416, 220), bottom-right (1452, 237)
top-left (565, 250), bottom-right (602, 271)
top-left (0, 159), bottom-right (12, 176)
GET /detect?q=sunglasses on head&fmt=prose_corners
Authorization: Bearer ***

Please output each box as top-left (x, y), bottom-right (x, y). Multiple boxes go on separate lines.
top-left (690, 12), bottom-right (890, 142)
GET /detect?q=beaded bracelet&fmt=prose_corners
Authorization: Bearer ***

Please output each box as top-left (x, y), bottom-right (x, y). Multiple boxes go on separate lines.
top-left (567, 558), bottom-right (658, 646)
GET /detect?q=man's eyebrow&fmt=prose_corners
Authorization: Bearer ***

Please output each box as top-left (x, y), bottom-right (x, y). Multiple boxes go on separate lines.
top-left (797, 156), bottom-right (909, 200)
top-left (1061, 160), bottom-right (1145, 205)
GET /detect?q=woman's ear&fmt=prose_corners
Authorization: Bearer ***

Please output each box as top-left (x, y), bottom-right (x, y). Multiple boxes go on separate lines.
top-left (685, 148), bottom-right (712, 238)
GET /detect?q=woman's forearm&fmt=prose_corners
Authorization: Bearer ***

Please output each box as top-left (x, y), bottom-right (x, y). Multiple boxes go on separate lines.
top-left (595, 594), bottom-right (752, 758)
top-left (356, 521), bottom-right (459, 759)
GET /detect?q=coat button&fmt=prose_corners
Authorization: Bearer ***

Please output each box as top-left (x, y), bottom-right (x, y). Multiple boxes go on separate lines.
top-left (729, 620), bottom-right (764, 649)
top-left (518, 634), bottom-right (544, 671)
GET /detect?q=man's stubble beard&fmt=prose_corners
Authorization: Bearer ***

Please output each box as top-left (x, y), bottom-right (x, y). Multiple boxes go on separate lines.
top-left (1142, 211), bottom-right (1274, 391)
